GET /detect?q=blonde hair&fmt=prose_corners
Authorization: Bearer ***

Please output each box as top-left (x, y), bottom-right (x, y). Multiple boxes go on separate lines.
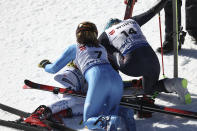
top-left (76, 21), bottom-right (99, 47)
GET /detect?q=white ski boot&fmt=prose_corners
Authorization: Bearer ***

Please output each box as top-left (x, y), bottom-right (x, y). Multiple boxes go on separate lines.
top-left (163, 78), bottom-right (191, 104)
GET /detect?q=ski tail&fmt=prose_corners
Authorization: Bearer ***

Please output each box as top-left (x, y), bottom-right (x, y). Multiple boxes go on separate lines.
top-left (124, 0), bottom-right (136, 20)
top-left (0, 103), bottom-right (30, 118)
top-left (0, 119), bottom-right (47, 131)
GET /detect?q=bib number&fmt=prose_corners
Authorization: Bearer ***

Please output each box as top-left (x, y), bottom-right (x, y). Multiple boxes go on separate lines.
top-left (121, 28), bottom-right (137, 37)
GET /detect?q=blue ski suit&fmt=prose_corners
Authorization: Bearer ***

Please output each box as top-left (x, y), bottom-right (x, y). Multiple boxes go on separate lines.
top-left (44, 44), bottom-right (127, 130)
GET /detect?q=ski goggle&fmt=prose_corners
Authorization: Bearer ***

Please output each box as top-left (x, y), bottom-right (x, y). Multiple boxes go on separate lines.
top-left (104, 18), bottom-right (122, 30)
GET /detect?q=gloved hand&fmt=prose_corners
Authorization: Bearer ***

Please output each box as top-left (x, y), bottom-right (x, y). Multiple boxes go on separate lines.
top-left (38, 59), bottom-right (51, 68)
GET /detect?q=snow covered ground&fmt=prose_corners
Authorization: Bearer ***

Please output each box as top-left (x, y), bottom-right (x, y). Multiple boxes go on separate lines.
top-left (1, 0), bottom-right (197, 130)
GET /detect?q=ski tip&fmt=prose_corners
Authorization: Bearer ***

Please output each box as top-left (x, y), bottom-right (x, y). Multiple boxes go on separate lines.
top-left (124, 0), bottom-right (128, 5)
top-left (24, 79), bottom-right (30, 84)
top-left (23, 85), bottom-right (31, 89)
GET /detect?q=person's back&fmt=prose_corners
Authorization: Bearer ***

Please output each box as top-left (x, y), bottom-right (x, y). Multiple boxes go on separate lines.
top-left (75, 44), bottom-right (109, 75)
top-left (104, 19), bottom-right (149, 56)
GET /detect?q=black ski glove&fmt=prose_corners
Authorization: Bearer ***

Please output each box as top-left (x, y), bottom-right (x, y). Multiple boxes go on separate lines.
top-left (38, 60), bottom-right (51, 68)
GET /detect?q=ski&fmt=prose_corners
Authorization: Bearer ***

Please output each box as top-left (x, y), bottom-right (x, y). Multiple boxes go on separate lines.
top-left (124, 0), bottom-right (136, 20)
top-left (24, 79), bottom-right (142, 98)
top-left (24, 79), bottom-right (86, 98)
top-left (24, 79), bottom-right (197, 120)
top-left (24, 78), bottom-right (141, 91)
top-left (121, 96), bottom-right (197, 119)
top-left (0, 103), bottom-right (30, 118)
top-left (0, 103), bottom-right (76, 131)
top-left (0, 119), bottom-right (48, 131)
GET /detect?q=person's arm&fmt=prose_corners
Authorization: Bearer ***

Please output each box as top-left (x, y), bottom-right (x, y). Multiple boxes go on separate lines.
top-left (98, 32), bottom-right (122, 71)
top-left (132, 0), bottom-right (169, 26)
top-left (44, 44), bottom-right (77, 74)
top-left (98, 32), bottom-right (120, 54)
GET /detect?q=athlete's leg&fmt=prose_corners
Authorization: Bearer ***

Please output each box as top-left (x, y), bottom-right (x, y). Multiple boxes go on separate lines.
top-left (118, 46), bottom-right (161, 95)
top-left (83, 65), bottom-right (123, 130)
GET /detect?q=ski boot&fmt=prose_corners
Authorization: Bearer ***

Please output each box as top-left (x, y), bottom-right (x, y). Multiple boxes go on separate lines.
top-left (119, 106), bottom-right (136, 131)
top-left (85, 115), bottom-right (120, 131)
top-left (157, 27), bottom-right (186, 54)
top-left (24, 105), bottom-right (52, 128)
top-left (163, 78), bottom-right (192, 104)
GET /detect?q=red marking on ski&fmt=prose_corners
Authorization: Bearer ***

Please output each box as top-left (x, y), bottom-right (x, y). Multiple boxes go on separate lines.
top-left (23, 85), bottom-right (31, 89)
